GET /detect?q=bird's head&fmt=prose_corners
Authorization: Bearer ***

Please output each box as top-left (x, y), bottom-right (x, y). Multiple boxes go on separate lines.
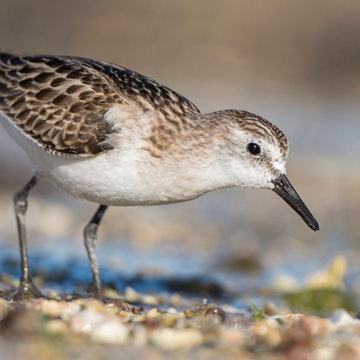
top-left (207, 110), bottom-right (319, 231)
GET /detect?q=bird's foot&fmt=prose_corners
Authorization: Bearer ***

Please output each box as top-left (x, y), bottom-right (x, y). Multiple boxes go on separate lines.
top-left (92, 284), bottom-right (142, 313)
top-left (13, 279), bottom-right (45, 301)
top-left (106, 299), bottom-right (143, 314)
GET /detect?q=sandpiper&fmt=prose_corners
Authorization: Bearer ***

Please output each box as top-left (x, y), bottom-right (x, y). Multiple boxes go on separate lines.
top-left (0, 49), bottom-right (319, 301)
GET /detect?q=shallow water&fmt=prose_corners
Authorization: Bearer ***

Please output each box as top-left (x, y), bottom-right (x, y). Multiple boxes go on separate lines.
top-left (1, 230), bottom-right (359, 311)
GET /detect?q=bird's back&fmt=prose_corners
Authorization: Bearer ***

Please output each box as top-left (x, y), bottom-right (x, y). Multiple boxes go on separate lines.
top-left (0, 49), bottom-right (200, 158)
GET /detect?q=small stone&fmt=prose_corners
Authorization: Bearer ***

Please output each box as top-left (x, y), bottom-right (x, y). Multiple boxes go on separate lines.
top-left (330, 309), bottom-right (359, 326)
top-left (46, 319), bottom-right (68, 334)
top-left (306, 255), bottom-right (347, 289)
top-left (47, 291), bottom-right (60, 299)
top-left (1, 274), bottom-right (15, 286)
top-left (151, 328), bottom-right (204, 351)
top-left (167, 307), bottom-right (178, 314)
top-left (60, 301), bottom-right (81, 322)
top-left (39, 300), bottom-right (67, 318)
top-left (103, 288), bottom-right (122, 300)
top-left (142, 294), bottom-right (159, 305)
top-left (147, 307), bottom-right (159, 318)
top-left (132, 325), bottom-right (148, 347)
top-left (83, 299), bottom-right (106, 312)
top-left (161, 314), bottom-right (178, 327)
top-left (91, 321), bottom-right (129, 344)
top-left (70, 309), bottom-right (107, 334)
top-left (252, 322), bottom-right (282, 347)
top-left (170, 293), bottom-right (181, 306)
top-left (271, 273), bottom-right (299, 292)
top-left (124, 286), bottom-right (141, 302)
top-left (218, 328), bottom-right (244, 347)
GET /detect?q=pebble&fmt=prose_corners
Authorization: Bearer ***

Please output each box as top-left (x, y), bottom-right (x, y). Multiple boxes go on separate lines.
top-left (45, 319), bottom-right (68, 334)
top-left (1, 284), bottom-right (360, 359)
top-left (124, 286), bottom-right (142, 302)
top-left (252, 322), bottom-right (282, 347)
top-left (70, 309), bottom-right (107, 334)
top-left (91, 320), bottom-right (129, 344)
top-left (147, 307), bottom-right (159, 318)
top-left (151, 328), bottom-right (204, 351)
top-left (38, 299), bottom-right (68, 318)
top-left (330, 309), bottom-right (360, 327)
top-left (306, 255), bottom-right (347, 289)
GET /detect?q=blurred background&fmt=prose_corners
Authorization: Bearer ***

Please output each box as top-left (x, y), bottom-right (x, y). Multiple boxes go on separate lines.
top-left (0, 0), bottom-right (359, 307)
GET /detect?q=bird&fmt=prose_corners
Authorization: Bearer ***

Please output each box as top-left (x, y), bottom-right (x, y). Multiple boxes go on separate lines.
top-left (0, 49), bottom-right (319, 301)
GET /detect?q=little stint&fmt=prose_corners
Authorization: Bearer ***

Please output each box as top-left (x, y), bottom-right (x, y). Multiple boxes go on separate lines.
top-left (0, 49), bottom-right (319, 301)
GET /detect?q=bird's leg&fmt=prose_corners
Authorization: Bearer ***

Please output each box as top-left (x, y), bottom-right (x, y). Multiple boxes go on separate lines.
top-left (13, 175), bottom-right (44, 300)
top-left (84, 204), bottom-right (108, 301)
top-left (84, 206), bottom-right (140, 312)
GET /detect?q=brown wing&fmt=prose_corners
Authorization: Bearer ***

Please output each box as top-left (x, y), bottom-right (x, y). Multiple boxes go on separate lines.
top-left (0, 50), bottom-right (126, 157)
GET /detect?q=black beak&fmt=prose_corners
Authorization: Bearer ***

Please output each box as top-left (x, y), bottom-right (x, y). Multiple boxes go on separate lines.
top-left (272, 174), bottom-right (319, 231)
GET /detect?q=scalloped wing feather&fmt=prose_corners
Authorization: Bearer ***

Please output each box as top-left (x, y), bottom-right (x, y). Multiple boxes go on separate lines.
top-left (0, 50), bottom-right (126, 157)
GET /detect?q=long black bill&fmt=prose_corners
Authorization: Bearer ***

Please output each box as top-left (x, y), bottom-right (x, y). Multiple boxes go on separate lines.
top-left (272, 174), bottom-right (319, 231)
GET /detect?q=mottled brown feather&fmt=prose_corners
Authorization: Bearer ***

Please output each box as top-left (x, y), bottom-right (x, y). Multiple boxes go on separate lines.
top-left (0, 50), bottom-right (202, 157)
top-left (0, 49), bottom-right (288, 161)
top-left (0, 51), bottom-right (127, 156)
top-left (204, 110), bottom-right (288, 157)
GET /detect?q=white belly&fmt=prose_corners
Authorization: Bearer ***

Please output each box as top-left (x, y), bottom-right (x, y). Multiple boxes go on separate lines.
top-left (0, 112), bottom-right (236, 206)
top-left (1, 118), bottom-right (211, 206)
top-left (43, 150), bottom-right (205, 206)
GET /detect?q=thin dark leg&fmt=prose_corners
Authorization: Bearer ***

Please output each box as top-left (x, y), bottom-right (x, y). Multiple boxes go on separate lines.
top-left (13, 175), bottom-right (44, 300)
top-left (84, 204), bottom-right (108, 300)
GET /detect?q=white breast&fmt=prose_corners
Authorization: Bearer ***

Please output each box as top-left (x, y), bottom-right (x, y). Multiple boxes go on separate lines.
top-left (0, 116), bottom-right (217, 206)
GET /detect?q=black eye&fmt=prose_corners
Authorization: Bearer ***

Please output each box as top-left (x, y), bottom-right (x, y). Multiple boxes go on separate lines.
top-left (247, 143), bottom-right (261, 155)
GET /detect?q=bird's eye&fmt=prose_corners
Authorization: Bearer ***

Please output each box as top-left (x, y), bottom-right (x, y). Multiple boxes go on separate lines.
top-left (247, 143), bottom-right (261, 155)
